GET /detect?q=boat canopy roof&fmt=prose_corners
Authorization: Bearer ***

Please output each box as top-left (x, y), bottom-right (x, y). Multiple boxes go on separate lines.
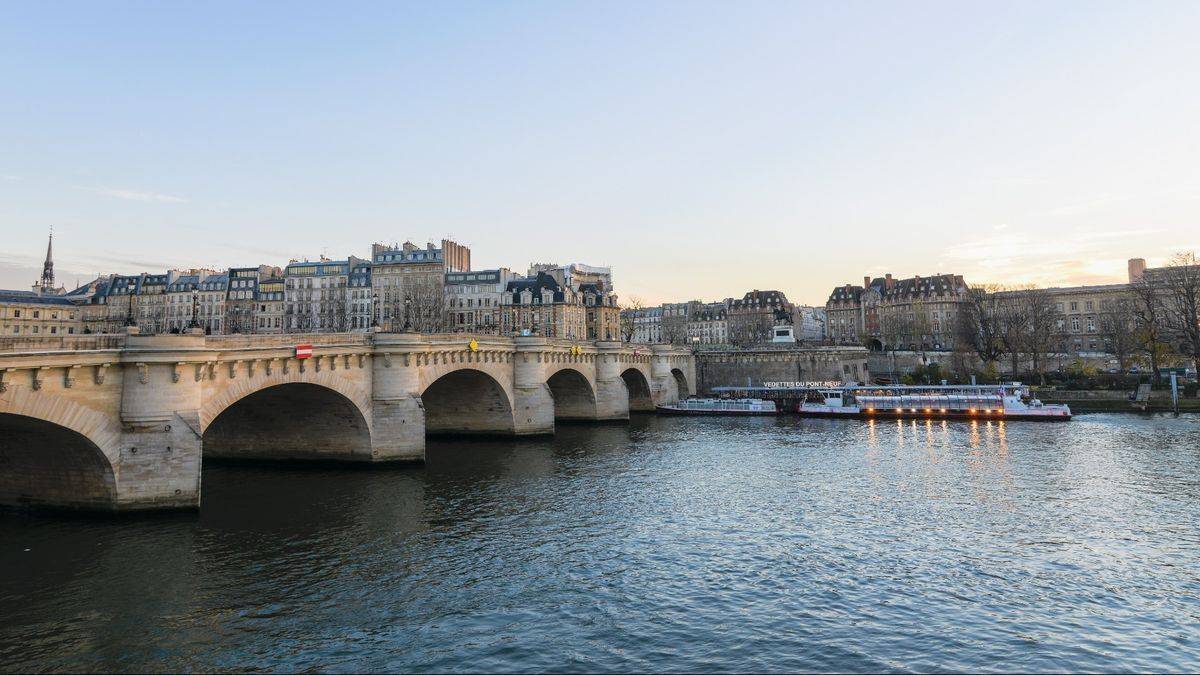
top-left (713, 383), bottom-right (1027, 394)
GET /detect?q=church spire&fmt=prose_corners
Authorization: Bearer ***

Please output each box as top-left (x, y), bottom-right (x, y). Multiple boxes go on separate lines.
top-left (38, 228), bottom-right (55, 293)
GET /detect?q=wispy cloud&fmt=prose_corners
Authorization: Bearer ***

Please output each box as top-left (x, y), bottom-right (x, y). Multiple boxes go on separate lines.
top-left (942, 227), bottom-right (1166, 288)
top-left (86, 187), bottom-right (188, 203)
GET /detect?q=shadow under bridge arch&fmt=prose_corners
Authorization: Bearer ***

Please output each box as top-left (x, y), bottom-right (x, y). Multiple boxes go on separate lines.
top-left (203, 383), bottom-right (374, 461)
top-left (621, 368), bottom-right (655, 412)
top-left (546, 368), bottom-right (597, 420)
top-left (0, 413), bottom-right (118, 511)
top-left (421, 369), bottom-right (516, 437)
top-left (670, 367), bottom-right (691, 399)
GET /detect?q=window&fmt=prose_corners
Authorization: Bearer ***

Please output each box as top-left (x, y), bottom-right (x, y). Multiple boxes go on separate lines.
top-left (13, 310), bottom-right (19, 318)
top-left (1069, 302), bottom-right (1078, 311)
top-left (33, 310), bottom-right (40, 318)
top-left (1085, 301), bottom-right (1093, 311)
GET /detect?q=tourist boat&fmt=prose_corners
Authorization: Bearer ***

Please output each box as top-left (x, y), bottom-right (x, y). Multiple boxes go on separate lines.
top-left (798, 384), bottom-right (1071, 421)
top-left (656, 397), bottom-right (778, 415)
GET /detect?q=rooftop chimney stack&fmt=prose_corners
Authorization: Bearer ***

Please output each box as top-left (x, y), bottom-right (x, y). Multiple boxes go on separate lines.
top-left (1128, 258), bottom-right (1147, 284)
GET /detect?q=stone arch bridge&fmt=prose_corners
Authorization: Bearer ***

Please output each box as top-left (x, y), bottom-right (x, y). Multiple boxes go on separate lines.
top-left (0, 332), bottom-right (694, 512)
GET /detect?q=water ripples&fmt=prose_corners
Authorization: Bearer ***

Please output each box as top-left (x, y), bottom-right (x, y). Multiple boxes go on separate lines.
top-left (1, 413), bottom-right (1199, 672)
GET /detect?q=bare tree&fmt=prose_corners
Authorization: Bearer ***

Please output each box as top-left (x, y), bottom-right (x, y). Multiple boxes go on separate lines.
top-left (996, 289), bottom-right (1031, 377)
top-left (879, 312), bottom-right (912, 352)
top-left (956, 285), bottom-right (1006, 370)
top-left (405, 275), bottom-right (445, 333)
top-left (1129, 277), bottom-right (1171, 381)
top-left (620, 297), bottom-right (643, 342)
top-left (1099, 297), bottom-right (1139, 371)
top-left (1019, 289), bottom-right (1057, 381)
top-left (1159, 251), bottom-right (1200, 377)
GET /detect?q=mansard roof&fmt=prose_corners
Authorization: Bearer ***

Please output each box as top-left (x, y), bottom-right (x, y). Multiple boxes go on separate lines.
top-left (167, 275), bottom-right (200, 292)
top-left (506, 271), bottom-right (566, 303)
top-left (828, 273), bottom-right (967, 304)
top-left (828, 285), bottom-right (864, 303)
top-left (0, 290), bottom-right (77, 306)
top-left (732, 289), bottom-right (790, 308)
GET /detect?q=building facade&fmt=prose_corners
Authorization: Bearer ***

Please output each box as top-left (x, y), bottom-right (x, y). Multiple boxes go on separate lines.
top-left (793, 305), bottom-right (827, 342)
top-left (500, 272), bottom-right (587, 338)
top-left (687, 302), bottom-right (730, 345)
top-left (285, 258), bottom-right (359, 333)
top-left (372, 240), bottom-right (469, 332)
top-left (0, 291), bottom-right (80, 336)
top-left (445, 268), bottom-right (521, 334)
top-left (826, 273), bottom-right (968, 350)
top-left (728, 290), bottom-right (793, 346)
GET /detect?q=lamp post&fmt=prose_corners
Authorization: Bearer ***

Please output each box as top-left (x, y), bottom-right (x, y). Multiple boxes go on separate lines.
top-left (371, 291), bottom-right (379, 329)
top-left (403, 296), bottom-right (413, 332)
top-left (124, 288), bottom-right (136, 327)
top-left (188, 288), bottom-right (200, 330)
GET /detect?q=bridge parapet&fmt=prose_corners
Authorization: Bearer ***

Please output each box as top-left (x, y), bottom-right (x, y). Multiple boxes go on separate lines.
top-left (0, 332), bottom-right (697, 512)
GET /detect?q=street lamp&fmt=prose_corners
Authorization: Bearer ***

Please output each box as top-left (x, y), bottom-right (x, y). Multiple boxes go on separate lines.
top-left (403, 296), bottom-right (413, 332)
top-left (124, 288), bottom-right (137, 327)
top-left (188, 288), bottom-right (200, 329)
top-left (371, 291), bottom-right (379, 329)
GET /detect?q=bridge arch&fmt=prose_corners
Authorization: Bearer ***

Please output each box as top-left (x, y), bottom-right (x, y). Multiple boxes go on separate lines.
top-left (200, 368), bottom-right (373, 435)
top-left (621, 367), bottom-right (654, 412)
top-left (670, 367), bottom-right (691, 399)
top-left (0, 412), bottom-right (118, 510)
top-left (545, 367), bottom-right (597, 420)
top-left (421, 368), bottom-right (516, 436)
top-left (203, 382), bottom-right (374, 461)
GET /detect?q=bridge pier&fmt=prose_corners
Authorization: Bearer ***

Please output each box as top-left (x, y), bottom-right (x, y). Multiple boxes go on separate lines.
top-left (594, 342), bottom-right (631, 420)
top-left (650, 346), bottom-right (683, 407)
top-left (512, 337), bottom-right (555, 435)
top-left (370, 334), bottom-right (426, 462)
top-left (115, 334), bottom-right (205, 511)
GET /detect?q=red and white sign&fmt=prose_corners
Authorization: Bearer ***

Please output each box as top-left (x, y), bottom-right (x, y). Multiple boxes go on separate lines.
top-left (295, 344), bottom-right (313, 359)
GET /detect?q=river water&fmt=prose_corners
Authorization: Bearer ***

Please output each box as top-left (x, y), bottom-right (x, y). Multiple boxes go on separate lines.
top-left (2, 414), bottom-right (1199, 672)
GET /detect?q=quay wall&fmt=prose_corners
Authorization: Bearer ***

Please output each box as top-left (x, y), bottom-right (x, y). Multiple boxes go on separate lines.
top-left (695, 346), bottom-right (870, 393)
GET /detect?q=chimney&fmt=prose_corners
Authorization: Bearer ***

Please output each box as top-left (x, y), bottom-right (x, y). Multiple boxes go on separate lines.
top-left (863, 276), bottom-right (870, 287)
top-left (1128, 258), bottom-right (1146, 284)
top-left (885, 273), bottom-right (894, 289)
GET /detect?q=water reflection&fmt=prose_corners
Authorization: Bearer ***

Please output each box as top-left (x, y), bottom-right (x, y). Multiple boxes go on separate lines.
top-left (2, 414), bottom-right (1199, 672)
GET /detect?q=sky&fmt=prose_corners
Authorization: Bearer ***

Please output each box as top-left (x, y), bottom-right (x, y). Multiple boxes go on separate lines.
top-left (2, 1), bottom-right (1198, 305)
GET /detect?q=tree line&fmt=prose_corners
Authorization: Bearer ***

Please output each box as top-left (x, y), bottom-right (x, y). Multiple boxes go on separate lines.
top-left (956, 252), bottom-right (1200, 381)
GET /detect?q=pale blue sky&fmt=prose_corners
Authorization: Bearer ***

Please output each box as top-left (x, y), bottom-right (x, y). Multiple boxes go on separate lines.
top-left (2, 1), bottom-right (1198, 304)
